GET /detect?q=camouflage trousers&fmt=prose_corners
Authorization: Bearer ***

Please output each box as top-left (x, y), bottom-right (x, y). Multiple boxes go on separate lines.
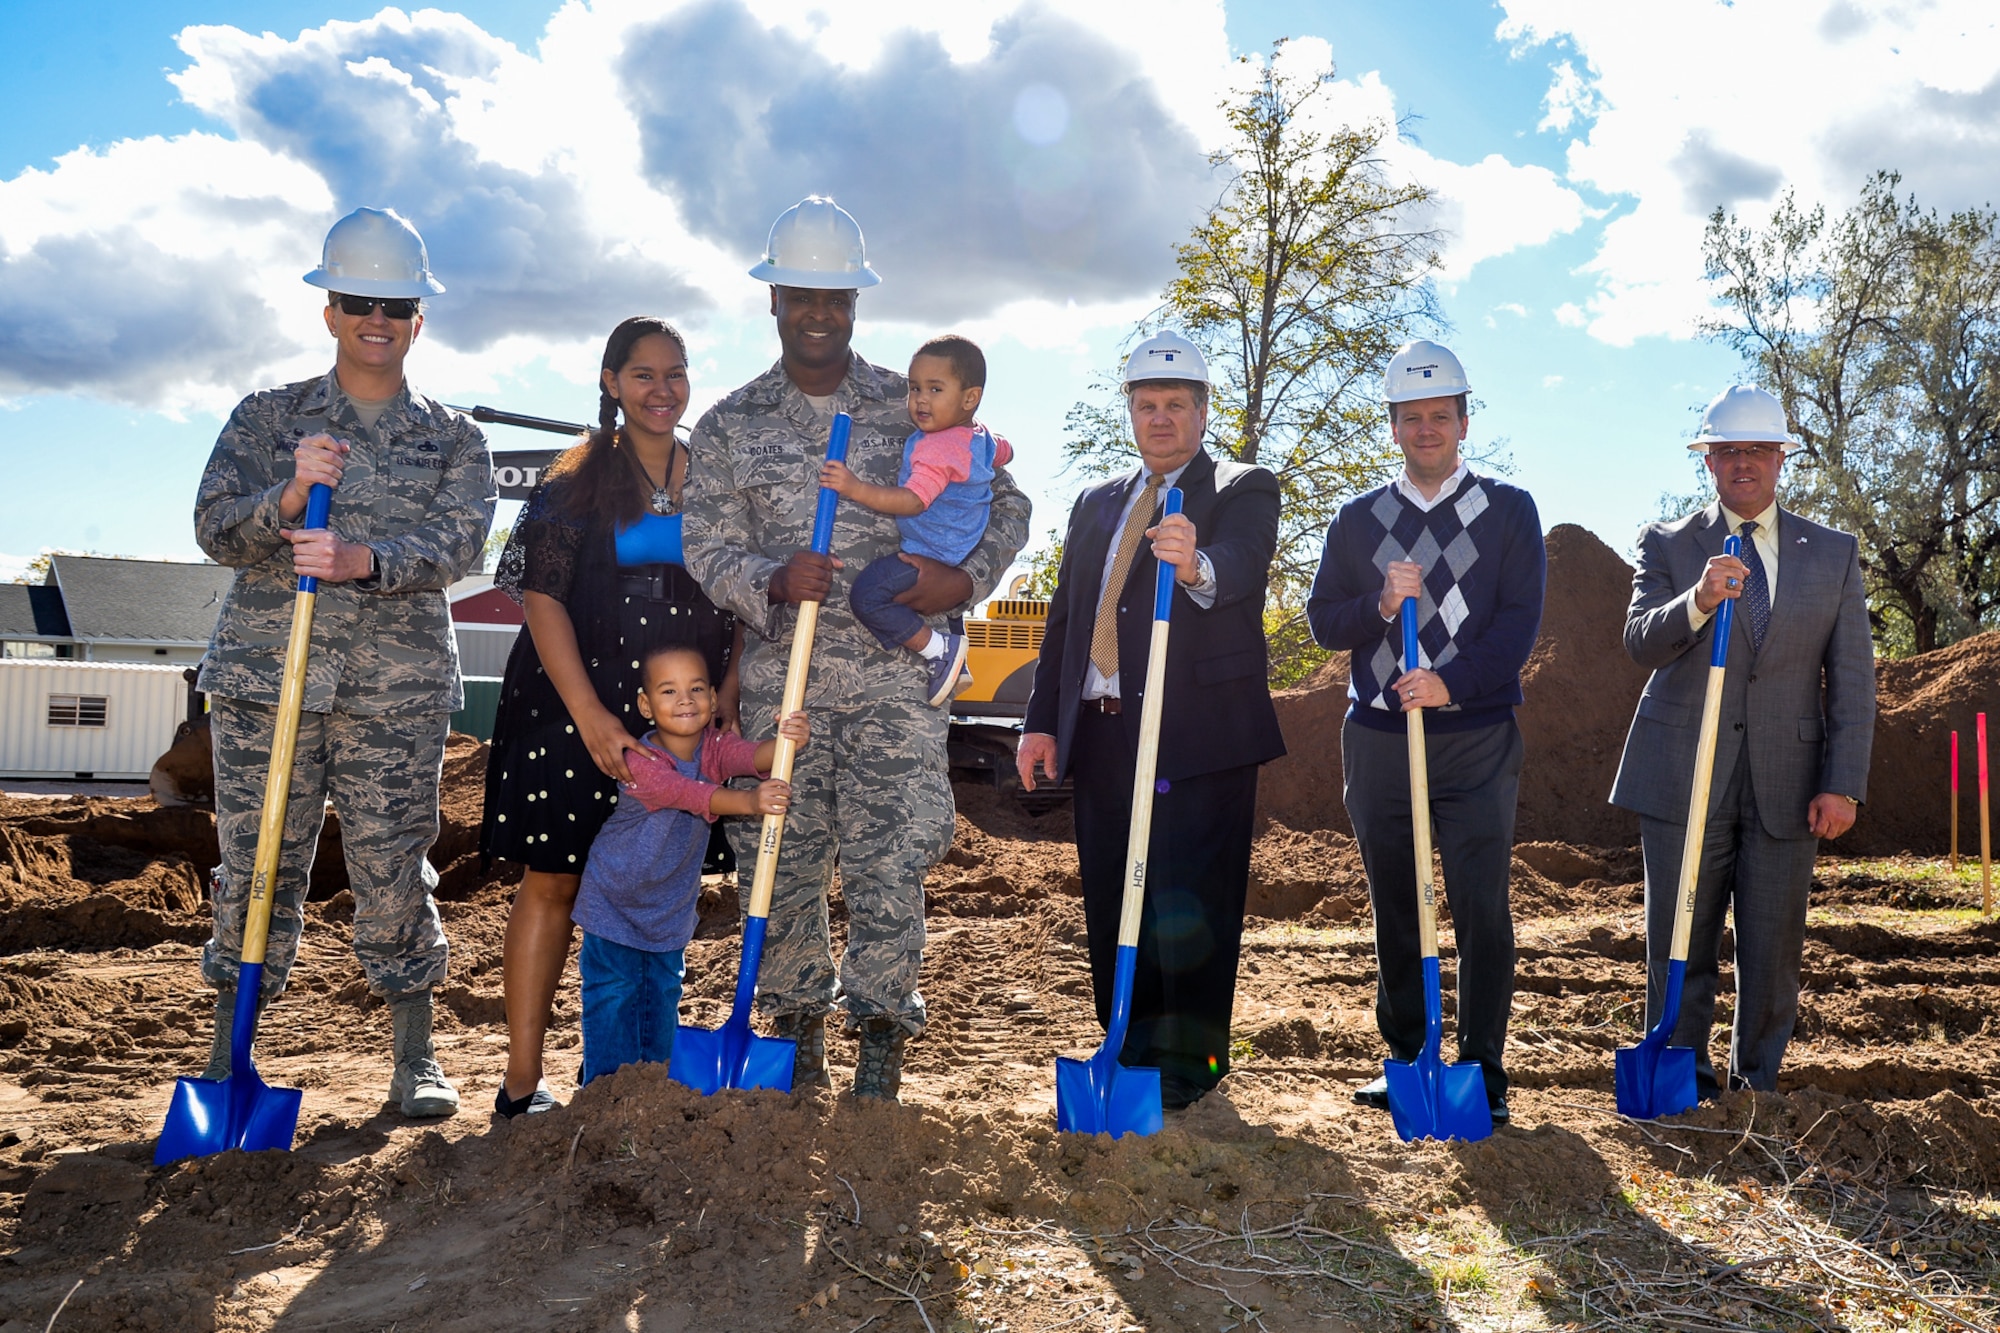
top-left (201, 696), bottom-right (451, 1001)
top-left (728, 695), bottom-right (953, 1035)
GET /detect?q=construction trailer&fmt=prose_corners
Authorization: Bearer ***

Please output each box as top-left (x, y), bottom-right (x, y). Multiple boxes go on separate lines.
top-left (0, 659), bottom-right (192, 780)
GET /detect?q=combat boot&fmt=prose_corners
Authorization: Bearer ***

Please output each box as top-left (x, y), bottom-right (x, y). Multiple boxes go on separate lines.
top-left (200, 987), bottom-right (267, 1080)
top-left (388, 990), bottom-right (460, 1118)
top-left (771, 1011), bottom-right (829, 1088)
top-left (851, 1017), bottom-right (908, 1103)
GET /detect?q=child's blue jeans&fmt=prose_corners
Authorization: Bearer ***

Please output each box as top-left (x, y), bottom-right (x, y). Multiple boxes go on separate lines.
top-left (579, 932), bottom-right (686, 1086)
top-left (848, 553), bottom-right (927, 653)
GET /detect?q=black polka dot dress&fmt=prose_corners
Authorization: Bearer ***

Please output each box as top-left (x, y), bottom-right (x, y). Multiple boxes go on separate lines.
top-left (480, 475), bottom-right (733, 876)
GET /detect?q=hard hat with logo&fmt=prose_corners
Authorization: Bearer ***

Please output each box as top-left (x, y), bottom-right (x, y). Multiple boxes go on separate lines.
top-left (1689, 385), bottom-right (1799, 452)
top-left (1121, 330), bottom-right (1209, 389)
top-left (748, 195), bottom-right (881, 289)
top-left (303, 207), bottom-right (445, 298)
top-left (1383, 339), bottom-right (1470, 404)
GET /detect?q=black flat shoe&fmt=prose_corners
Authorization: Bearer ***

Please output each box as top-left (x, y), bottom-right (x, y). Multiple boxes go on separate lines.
top-left (494, 1083), bottom-right (558, 1119)
top-left (1488, 1098), bottom-right (1510, 1125)
top-left (1161, 1074), bottom-right (1207, 1111)
top-left (1353, 1076), bottom-right (1390, 1110)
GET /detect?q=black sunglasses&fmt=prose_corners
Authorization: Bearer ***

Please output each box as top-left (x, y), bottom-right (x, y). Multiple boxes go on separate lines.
top-left (333, 294), bottom-right (421, 320)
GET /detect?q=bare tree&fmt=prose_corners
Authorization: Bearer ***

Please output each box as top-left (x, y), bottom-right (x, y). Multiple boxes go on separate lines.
top-left (1704, 172), bottom-right (2000, 654)
top-left (1063, 42), bottom-right (1440, 682)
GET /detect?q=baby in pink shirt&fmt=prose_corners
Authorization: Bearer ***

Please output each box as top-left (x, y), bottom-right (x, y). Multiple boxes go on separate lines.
top-left (820, 334), bottom-right (1013, 707)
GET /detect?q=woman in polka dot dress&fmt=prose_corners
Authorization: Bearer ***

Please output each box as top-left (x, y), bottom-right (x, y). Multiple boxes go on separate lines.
top-left (481, 317), bottom-right (738, 1117)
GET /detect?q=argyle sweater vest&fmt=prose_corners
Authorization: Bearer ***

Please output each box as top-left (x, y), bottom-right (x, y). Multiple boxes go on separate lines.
top-left (1310, 474), bottom-right (1545, 736)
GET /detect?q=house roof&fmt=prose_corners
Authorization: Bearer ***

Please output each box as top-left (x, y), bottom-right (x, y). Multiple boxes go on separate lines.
top-left (49, 555), bottom-right (235, 645)
top-left (0, 584), bottom-right (72, 639)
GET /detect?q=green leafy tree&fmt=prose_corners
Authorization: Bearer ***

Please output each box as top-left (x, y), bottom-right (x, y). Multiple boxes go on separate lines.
top-left (1704, 172), bottom-right (2000, 655)
top-left (1060, 42), bottom-right (1441, 684)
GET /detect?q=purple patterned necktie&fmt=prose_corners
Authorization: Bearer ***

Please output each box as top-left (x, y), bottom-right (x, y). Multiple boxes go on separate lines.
top-left (1739, 520), bottom-right (1771, 651)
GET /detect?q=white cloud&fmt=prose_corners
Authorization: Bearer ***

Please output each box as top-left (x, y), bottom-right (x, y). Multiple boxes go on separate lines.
top-left (1554, 302), bottom-right (1586, 327)
top-left (1500, 0), bottom-right (2000, 344)
top-left (0, 1), bottom-right (1592, 407)
top-left (1542, 374), bottom-right (1564, 388)
top-left (1260, 43), bottom-right (1588, 285)
top-left (615, 1), bottom-right (1219, 321)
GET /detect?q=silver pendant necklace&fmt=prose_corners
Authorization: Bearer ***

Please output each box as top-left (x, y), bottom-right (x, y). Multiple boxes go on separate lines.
top-left (628, 436), bottom-right (680, 516)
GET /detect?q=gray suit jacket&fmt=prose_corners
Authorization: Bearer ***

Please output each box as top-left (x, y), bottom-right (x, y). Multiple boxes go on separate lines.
top-left (1609, 503), bottom-right (1876, 839)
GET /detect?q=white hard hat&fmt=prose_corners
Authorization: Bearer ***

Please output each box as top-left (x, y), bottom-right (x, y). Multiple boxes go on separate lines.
top-left (303, 207), bottom-right (444, 298)
top-left (1689, 385), bottom-right (1798, 452)
top-left (1121, 331), bottom-right (1209, 388)
top-left (1383, 339), bottom-right (1470, 403)
top-left (748, 195), bottom-right (881, 289)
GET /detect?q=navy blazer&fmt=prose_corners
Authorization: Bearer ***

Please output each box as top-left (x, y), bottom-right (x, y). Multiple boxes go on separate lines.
top-left (1023, 449), bottom-right (1286, 782)
top-left (1609, 502), bottom-right (1876, 839)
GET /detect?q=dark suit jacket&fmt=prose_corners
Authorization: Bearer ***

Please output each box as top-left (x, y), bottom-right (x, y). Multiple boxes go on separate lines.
top-left (1024, 449), bottom-right (1286, 782)
top-left (1609, 503), bottom-right (1876, 839)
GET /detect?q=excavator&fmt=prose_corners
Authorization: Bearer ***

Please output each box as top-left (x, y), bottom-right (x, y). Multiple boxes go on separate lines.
top-left (154, 407), bottom-right (1070, 813)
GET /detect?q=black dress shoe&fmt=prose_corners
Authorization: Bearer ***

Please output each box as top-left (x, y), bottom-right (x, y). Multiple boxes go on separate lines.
top-left (1353, 1075), bottom-right (1390, 1110)
top-left (1487, 1097), bottom-right (1510, 1125)
top-left (1161, 1074), bottom-right (1207, 1111)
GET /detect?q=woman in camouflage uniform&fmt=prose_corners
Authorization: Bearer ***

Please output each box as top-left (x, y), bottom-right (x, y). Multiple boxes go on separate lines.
top-left (483, 317), bottom-right (738, 1117)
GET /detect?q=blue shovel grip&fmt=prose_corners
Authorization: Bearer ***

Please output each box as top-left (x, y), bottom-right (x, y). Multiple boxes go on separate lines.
top-left (1401, 596), bottom-right (1420, 674)
top-left (1711, 534), bottom-right (1742, 668)
top-left (1151, 488), bottom-right (1184, 621)
top-left (296, 484), bottom-right (333, 594)
top-left (809, 414), bottom-right (852, 555)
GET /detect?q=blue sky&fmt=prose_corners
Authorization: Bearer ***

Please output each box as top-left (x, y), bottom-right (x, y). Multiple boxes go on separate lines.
top-left (4, 1), bottom-right (1994, 579)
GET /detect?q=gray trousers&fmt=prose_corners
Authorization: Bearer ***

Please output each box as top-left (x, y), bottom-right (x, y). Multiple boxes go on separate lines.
top-left (727, 695), bottom-right (954, 1034)
top-left (1343, 716), bottom-right (1521, 1097)
top-left (202, 696), bottom-right (451, 1000)
top-left (1641, 747), bottom-right (1818, 1094)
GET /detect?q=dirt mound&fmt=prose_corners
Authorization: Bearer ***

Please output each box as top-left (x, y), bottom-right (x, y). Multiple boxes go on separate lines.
top-left (1848, 631), bottom-right (2000, 854)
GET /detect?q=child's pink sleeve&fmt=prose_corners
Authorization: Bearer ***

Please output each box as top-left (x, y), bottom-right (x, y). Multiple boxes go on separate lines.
top-left (701, 731), bottom-right (771, 783)
top-left (901, 426), bottom-right (977, 507)
top-left (621, 747), bottom-right (722, 822)
top-left (992, 432), bottom-right (1013, 468)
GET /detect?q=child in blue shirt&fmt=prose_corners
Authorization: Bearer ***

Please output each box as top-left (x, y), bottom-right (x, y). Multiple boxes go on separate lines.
top-left (573, 643), bottom-right (808, 1086)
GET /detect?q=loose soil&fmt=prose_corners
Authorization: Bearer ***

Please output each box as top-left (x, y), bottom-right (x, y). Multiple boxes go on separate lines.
top-left (4, 524), bottom-right (2000, 1330)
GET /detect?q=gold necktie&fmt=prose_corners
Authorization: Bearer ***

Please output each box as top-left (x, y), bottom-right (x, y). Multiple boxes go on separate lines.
top-left (1089, 472), bottom-right (1165, 680)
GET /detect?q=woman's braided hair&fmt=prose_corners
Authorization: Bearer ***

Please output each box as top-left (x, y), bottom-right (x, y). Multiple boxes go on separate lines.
top-left (546, 315), bottom-right (689, 525)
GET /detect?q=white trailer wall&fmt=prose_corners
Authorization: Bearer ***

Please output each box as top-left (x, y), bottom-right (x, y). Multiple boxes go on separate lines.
top-left (0, 659), bottom-right (188, 779)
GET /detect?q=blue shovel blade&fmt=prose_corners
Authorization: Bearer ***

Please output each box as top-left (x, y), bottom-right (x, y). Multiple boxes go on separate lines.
top-left (1055, 1051), bottom-right (1162, 1139)
top-left (1615, 1039), bottom-right (1699, 1120)
top-left (669, 1021), bottom-right (795, 1096)
top-left (1615, 957), bottom-right (1698, 1119)
top-left (155, 1068), bottom-right (302, 1165)
top-left (1382, 1053), bottom-right (1492, 1144)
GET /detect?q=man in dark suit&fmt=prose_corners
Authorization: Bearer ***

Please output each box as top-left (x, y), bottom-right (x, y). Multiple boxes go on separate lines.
top-left (1016, 331), bottom-right (1285, 1111)
top-left (1611, 385), bottom-right (1875, 1096)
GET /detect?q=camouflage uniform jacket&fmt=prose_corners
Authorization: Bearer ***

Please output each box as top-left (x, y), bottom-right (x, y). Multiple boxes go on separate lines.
top-left (195, 370), bottom-right (496, 715)
top-left (684, 353), bottom-right (1031, 710)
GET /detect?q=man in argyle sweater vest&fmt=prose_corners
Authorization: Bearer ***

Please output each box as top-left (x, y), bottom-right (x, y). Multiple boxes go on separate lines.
top-left (1306, 342), bottom-right (1544, 1123)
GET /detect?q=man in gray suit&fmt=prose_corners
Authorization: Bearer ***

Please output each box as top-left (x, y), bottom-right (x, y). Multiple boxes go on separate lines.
top-left (1611, 385), bottom-right (1875, 1097)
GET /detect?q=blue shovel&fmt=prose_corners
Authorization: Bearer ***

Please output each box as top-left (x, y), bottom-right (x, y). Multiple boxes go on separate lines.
top-left (1616, 534), bottom-right (1741, 1119)
top-left (1383, 598), bottom-right (1494, 1143)
top-left (671, 413), bottom-right (850, 1095)
top-left (156, 484), bottom-right (330, 1165)
top-left (1056, 487), bottom-right (1184, 1139)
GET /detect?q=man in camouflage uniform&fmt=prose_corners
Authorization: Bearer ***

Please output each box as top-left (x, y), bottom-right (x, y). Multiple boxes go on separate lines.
top-left (193, 207), bottom-right (494, 1118)
top-left (684, 196), bottom-right (1029, 1100)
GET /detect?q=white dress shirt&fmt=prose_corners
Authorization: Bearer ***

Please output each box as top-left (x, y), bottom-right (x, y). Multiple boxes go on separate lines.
top-left (1686, 499), bottom-right (1780, 631)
